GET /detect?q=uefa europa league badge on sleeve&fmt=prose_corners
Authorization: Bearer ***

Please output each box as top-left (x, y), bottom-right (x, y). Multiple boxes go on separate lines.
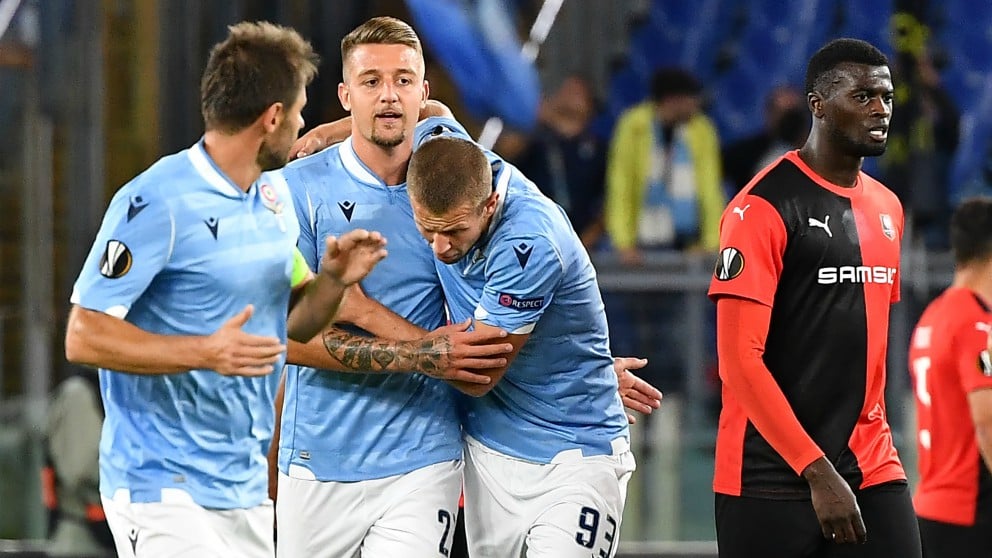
top-left (259, 183), bottom-right (287, 232)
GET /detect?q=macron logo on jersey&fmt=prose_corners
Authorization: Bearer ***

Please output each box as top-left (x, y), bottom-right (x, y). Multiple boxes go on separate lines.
top-left (127, 196), bottom-right (148, 222)
top-left (513, 243), bottom-right (533, 269)
top-left (338, 201), bottom-right (355, 222)
top-left (817, 266), bottom-right (896, 285)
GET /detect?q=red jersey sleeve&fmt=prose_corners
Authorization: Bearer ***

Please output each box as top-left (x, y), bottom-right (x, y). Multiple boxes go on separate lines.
top-left (708, 194), bottom-right (787, 307)
top-left (957, 317), bottom-right (992, 394)
top-left (717, 297), bottom-right (825, 475)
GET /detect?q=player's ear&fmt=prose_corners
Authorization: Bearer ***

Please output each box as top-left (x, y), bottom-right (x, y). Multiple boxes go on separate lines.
top-left (482, 191), bottom-right (499, 217)
top-left (338, 82), bottom-right (351, 112)
top-left (421, 79), bottom-right (430, 109)
top-left (259, 102), bottom-right (284, 134)
top-left (808, 92), bottom-right (824, 119)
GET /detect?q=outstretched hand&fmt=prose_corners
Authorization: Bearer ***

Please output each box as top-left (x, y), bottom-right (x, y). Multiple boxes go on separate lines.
top-left (206, 305), bottom-right (285, 377)
top-left (614, 357), bottom-right (662, 424)
top-left (319, 229), bottom-right (388, 287)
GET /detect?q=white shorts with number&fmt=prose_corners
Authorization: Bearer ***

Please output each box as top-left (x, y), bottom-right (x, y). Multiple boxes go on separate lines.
top-left (463, 435), bottom-right (635, 558)
top-left (101, 488), bottom-right (274, 558)
top-left (276, 459), bottom-right (463, 558)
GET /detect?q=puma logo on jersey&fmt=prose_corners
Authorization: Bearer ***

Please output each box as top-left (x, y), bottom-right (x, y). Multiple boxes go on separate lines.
top-left (976, 322), bottom-right (991, 333)
top-left (732, 204), bottom-right (750, 220)
top-left (808, 215), bottom-right (832, 237)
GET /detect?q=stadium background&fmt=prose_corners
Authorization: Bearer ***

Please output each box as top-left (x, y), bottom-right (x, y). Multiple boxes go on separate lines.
top-left (0, 0), bottom-right (987, 555)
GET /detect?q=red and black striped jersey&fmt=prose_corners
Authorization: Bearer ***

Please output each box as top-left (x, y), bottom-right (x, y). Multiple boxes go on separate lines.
top-left (911, 287), bottom-right (992, 526)
top-left (708, 150), bottom-right (906, 498)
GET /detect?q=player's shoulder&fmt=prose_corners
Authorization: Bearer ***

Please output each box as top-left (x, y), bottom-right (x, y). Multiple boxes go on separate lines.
top-left (738, 153), bottom-right (809, 204)
top-left (282, 145), bottom-right (359, 198)
top-left (919, 287), bottom-right (990, 333)
top-left (415, 115), bottom-right (471, 145)
top-left (502, 181), bottom-right (563, 236)
top-left (285, 144), bottom-right (341, 173)
top-left (282, 145), bottom-right (344, 184)
top-left (860, 171), bottom-right (903, 214)
top-left (488, 230), bottom-right (562, 277)
top-left (112, 151), bottom-right (193, 207)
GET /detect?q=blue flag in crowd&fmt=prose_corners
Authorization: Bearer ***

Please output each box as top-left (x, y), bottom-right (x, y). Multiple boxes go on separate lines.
top-left (405, 0), bottom-right (540, 131)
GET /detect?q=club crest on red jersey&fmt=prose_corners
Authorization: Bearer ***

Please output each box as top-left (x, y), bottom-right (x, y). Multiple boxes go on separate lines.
top-left (879, 214), bottom-right (896, 241)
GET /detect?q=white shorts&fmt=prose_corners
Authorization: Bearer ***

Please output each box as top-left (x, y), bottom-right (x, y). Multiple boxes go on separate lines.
top-left (101, 488), bottom-right (273, 558)
top-left (463, 436), bottom-right (635, 558)
top-left (276, 460), bottom-right (463, 558)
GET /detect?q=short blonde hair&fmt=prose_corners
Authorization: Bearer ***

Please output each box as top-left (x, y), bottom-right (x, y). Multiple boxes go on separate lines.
top-left (340, 17), bottom-right (422, 79)
top-left (200, 21), bottom-right (319, 133)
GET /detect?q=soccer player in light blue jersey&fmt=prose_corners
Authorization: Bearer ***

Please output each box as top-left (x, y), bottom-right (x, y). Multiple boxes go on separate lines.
top-left (406, 134), bottom-right (635, 558)
top-left (271, 17), bottom-right (514, 558)
top-left (64, 22), bottom-right (387, 558)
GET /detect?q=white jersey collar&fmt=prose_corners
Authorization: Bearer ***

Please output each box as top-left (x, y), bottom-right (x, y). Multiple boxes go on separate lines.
top-left (187, 139), bottom-right (248, 197)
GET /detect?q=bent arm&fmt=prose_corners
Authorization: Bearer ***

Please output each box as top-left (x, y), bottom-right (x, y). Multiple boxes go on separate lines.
top-left (288, 327), bottom-right (441, 375)
top-left (716, 296), bottom-right (824, 474)
top-left (453, 321), bottom-right (528, 397)
top-left (65, 305), bottom-right (209, 374)
top-left (286, 275), bottom-right (347, 343)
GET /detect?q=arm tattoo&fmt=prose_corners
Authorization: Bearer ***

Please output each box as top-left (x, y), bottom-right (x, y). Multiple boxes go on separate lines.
top-left (322, 329), bottom-right (452, 376)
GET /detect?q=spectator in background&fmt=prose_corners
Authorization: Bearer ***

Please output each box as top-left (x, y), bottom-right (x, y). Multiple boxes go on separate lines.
top-left (44, 370), bottom-right (113, 557)
top-left (514, 74), bottom-right (607, 249)
top-left (881, 48), bottom-right (960, 249)
top-left (721, 85), bottom-right (803, 194)
top-left (605, 67), bottom-right (724, 264)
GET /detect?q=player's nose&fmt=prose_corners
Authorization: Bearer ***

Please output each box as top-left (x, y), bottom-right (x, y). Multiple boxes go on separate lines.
top-left (379, 82), bottom-right (399, 102)
top-left (432, 235), bottom-right (450, 257)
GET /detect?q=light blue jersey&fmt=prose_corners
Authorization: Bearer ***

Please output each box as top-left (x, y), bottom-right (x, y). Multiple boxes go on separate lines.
top-left (416, 117), bottom-right (629, 463)
top-left (70, 141), bottom-right (299, 509)
top-left (278, 134), bottom-right (461, 481)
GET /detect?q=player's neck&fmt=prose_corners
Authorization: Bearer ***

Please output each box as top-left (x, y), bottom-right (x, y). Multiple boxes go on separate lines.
top-left (202, 130), bottom-right (263, 192)
top-left (352, 135), bottom-right (413, 186)
top-left (954, 262), bottom-right (992, 305)
top-left (798, 132), bottom-right (862, 188)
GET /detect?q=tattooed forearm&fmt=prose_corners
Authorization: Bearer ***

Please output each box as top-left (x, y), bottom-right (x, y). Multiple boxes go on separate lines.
top-left (321, 329), bottom-right (451, 376)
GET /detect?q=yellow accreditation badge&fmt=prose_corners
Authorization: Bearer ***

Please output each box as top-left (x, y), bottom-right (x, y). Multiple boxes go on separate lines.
top-left (290, 247), bottom-right (311, 288)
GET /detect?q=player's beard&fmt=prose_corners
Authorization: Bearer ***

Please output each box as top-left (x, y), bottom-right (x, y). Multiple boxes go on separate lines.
top-left (257, 140), bottom-right (289, 171)
top-left (257, 117), bottom-right (295, 171)
top-left (370, 117), bottom-right (406, 148)
top-left (828, 124), bottom-right (887, 158)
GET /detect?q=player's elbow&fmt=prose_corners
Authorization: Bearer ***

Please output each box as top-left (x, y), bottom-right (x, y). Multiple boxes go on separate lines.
top-left (64, 318), bottom-right (93, 366)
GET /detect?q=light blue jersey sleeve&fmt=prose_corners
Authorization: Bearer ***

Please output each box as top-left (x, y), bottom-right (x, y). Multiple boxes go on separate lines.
top-left (414, 116), bottom-right (473, 148)
top-left (476, 236), bottom-right (563, 335)
top-left (71, 181), bottom-right (174, 317)
top-left (284, 167), bottom-right (320, 272)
